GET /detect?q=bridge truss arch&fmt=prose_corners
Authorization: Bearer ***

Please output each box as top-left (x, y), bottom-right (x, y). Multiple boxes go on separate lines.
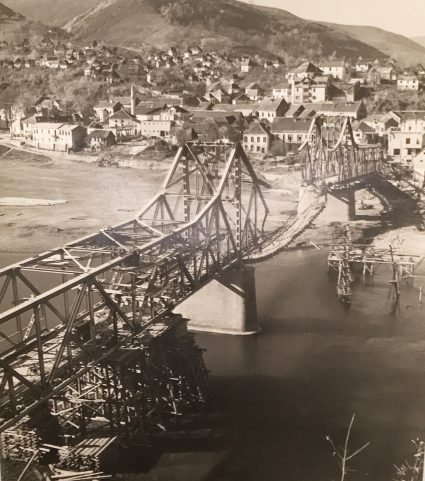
top-left (0, 142), bottom-right (269, 468)
top-left (299, 116), bottom-right (384, 186)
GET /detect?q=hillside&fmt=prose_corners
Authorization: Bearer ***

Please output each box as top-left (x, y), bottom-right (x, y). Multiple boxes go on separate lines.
top-left (2, 0), bottom-right (424, 66)
top-left (1, 0), bottom-right (100, 26)
top-left (57, 0), bottom-right (386, 62)
top-left (412, 36), bottom-right (425, 49)
top-left (0, 2), bottom-right (51, 45)
top-left (326, 23), bottom-right (425, 65)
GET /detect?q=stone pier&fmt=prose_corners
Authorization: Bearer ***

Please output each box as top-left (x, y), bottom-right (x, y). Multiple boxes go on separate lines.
top-left (174, 263), bottom-right (259, 335)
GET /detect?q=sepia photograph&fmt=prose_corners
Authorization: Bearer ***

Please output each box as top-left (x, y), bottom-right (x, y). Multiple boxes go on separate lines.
top-left (0, 0), bottom-right (425, 480)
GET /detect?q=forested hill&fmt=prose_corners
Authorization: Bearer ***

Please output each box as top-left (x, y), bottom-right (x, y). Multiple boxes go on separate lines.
top-left (3, 0), bottom-right (425, 64)
top-left (1, 0), bottom-right (386, 62)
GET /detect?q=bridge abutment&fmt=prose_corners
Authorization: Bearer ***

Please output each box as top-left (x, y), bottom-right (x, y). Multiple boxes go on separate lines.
top-left (174, 263), bottom-right (259, 335)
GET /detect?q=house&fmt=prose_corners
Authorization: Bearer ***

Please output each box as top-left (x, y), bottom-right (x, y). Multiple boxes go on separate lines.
top-left (245, 82), bottom-right (264, 101)
top-left (362, 113), bottom-right (399, 137)
top-left (43, 57), bottom-right (60, 69)
top-left (388, 112), bottom-right (425, 163)
top-left (243, 122), bottom-right (270, 154)
top-left (287, 62), bottom-right (322, 81)
top-left (397, 75), bottom-right (420, 91)
top-left (108, 110), bottom-right (140, 140)
top-left (140, 119), bottom-right (174, 138)
top-left (302, 101), bottom-right (367, 120)
top-left (94, 101), bottom-right (123, 122)
top-left (32, 123), bottom-right (87, 152)
top-left (376, 66), bottom-right (397, 82)
top-left (257, 98), bottom-right (288, 121)
top-left (273, 58), bottom-right (285, 69)
top-left (270, 117), bottom-right (311, 151)
top-left (136, 105), bottom-right (188, 138)
top-left (212, 103), bottom-right (259, 118)
top-left (241, 59), bottom-right (254, 73)
top-left (87, 130), bottom-right (116, 149)
top-left (272, 83), bottom-right (292, 102)
top-left (292, 77), bottom-right (315, 103)
top-left (24, 59), bottom-right (35, 69)
top-left (0, 107), bottom-right (10, 130)
top-left (355, 58), bottom-right (372, 73)
top-left (284, 104), bottom-right (306, 119)
top-left (416, 64), bottom-right (425, 79)
top-left (319, 60), bottom-right (346, 80)
top-left (35, 97), bottom-right (62, 116)
top-left (352, 121), bottom-right (379, 145)
top-left (330, 82), bottom-right (364, 103)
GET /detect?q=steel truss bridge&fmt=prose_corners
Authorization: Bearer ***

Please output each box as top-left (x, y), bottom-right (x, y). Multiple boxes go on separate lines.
top-left (0, 142), bottom-right (269, 472)
top-left (299, 116), bottom-right (384, 186)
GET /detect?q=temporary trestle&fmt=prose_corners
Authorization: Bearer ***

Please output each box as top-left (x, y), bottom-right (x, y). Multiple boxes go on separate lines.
top-left (299, 116), bottom-right (384, 186)
top-left (0, 142), bottom-right (269, 476)
top-left (328, 226), bottom-right (419, 305)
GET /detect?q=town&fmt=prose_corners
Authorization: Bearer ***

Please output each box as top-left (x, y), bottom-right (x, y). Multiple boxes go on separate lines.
top-left (0, 33), bottom-right (424, 184)
top-left (3, 2), bottom-right (425, 481)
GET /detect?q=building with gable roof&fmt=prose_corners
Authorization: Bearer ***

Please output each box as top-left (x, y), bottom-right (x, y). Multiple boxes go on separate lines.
top-left (243, 122), bottom-right (270, 154)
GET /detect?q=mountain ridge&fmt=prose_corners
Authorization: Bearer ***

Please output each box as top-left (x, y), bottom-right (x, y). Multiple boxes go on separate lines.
top-left (1, 0), bottom-right (425, 65)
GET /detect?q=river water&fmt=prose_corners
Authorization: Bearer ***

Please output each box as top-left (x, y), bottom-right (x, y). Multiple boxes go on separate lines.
top-left (1, 248), bottom-right (425, 481)
top-left (196, 249), bottom-right (425, 481)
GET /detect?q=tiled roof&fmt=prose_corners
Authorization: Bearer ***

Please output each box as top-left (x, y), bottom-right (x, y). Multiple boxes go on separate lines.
top-left (271, 117), bottom-right (311, 133)
top-left (244, 122), bottom-right (268, 135)
top-left (88, 129), bottom-right (115, 139)
top-left (258, 98), bottom-right (286, 112)
top-left (273, 83), bottom-right (291, 90)
top-left (109, 110), bottom-right (134, 120)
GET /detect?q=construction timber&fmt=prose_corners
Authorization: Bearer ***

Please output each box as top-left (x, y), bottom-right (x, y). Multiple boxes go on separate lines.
top-left (328, 226), bottom-right (419, 305)
top-left (0, 142), bottom-right (269, 477)
top-left (299, 116), bottom-right (384, 186)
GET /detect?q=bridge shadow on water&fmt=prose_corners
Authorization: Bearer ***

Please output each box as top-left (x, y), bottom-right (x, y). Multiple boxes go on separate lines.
top-left (194, 248), bottom-right (425, 481)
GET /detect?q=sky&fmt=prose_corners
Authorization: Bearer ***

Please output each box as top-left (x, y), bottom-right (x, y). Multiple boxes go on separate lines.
top-left (241, 0), bottom-right (425, 38)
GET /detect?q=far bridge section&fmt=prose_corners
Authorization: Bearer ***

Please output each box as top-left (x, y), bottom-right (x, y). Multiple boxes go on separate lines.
top-left (0, 142), bottom-right (269, 478)
top-left (299, 116), bottom-right (384, 187)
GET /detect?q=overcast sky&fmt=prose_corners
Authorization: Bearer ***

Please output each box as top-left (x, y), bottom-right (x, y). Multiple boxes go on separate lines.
top-left (241, 0), bottom-right (425, 37)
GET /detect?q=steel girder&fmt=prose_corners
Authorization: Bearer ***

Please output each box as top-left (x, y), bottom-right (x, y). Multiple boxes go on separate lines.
top-left (0, 141), bottom-right (269, 434)
top-left (299, 116), bottom-right (384, 185)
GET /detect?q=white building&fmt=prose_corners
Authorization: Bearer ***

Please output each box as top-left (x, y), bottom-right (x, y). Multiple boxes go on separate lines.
top-left (319, 61), bottom-right (346, 80)
top-left (243, 122), bottom-right (270, 154)
top-left (388, 114), bottom-right (425, 164)
top-left (32, 123), bottom-right (87, 152)
top-left (272, 83), bottom-right (291, 102)
top-left (397, 75), bottom-right (420, 91)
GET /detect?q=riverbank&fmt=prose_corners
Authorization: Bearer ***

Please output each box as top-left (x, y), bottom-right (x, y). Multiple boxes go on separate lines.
top-left (0, 147), bottom-right (298, 259)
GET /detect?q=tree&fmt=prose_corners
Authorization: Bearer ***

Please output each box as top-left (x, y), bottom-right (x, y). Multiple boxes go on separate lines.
top-left (394, 439), bottom-right (424, 481)
top-left (270, 139), bottom-right (286, 157)
top-left (172, 126), bottom-right (190, 146)
top-left (326, 414), bottom-right (370, 481)
top-left (203, 119), bottom-right (219, 142)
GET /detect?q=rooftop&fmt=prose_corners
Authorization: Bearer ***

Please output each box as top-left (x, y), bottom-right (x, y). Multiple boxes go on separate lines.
top-left (271, 117), bottom-right (312, 133)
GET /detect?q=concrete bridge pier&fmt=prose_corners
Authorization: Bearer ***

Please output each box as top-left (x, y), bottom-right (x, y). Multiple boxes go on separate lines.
top-left (174, 263), bottom-right (259, 335)
top-left (317, 189), bottom-right (355, 224)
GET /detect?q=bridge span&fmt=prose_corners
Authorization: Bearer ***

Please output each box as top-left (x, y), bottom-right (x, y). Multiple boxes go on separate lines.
top-left (300, 116), bottom-right (384, 187)
top-left (0, 142), bottom-right (270, 476)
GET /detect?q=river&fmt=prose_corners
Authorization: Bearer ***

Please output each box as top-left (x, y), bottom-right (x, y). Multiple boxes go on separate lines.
top-left (1, 153), bottom-right (425, 480)
top-left (195, 248), bottom-right (425, 481)
top-left (3, 248), bottom-right (425, 481)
